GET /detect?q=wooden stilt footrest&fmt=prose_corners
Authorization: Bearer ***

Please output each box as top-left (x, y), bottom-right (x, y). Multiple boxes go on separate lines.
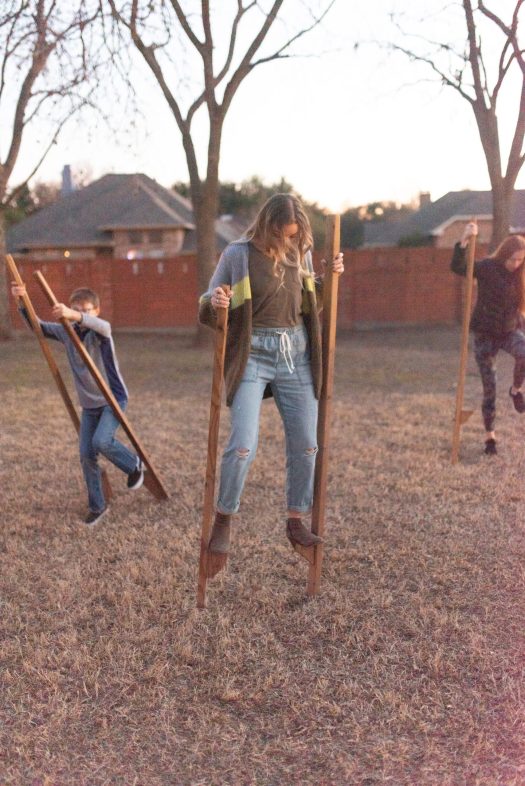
top-left (460, 409), bottom-right (474, 424)
top-left (290, 541), bottom-right (315, 565)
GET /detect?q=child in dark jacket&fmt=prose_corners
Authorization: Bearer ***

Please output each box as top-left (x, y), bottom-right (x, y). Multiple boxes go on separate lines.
top-left (451, 223), bottom-right (525, 454)
top-left (11, 283), bottom-right (144, 525)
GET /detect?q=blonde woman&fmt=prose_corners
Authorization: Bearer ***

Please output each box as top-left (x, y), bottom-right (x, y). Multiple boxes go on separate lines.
top-left (451, 223), bottom-right (525, 455)
top-left (199, 193), bottom-right (344, 576)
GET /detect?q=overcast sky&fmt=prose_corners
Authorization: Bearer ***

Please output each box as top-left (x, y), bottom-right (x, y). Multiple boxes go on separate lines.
top-left (11, 0), bottom-right (524, 212)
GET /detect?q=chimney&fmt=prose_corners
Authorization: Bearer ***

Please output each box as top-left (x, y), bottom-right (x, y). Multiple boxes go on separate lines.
top-left (61, 165), bottom-right (74, 197)
top-left (419, 191), bottom-right (431, 208)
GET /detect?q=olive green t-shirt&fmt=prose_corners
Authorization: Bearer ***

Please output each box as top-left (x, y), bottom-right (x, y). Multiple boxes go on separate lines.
top-left (248, 243), bottom-right (303, 328)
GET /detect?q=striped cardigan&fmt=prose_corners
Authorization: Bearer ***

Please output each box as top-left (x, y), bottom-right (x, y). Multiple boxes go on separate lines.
top-left (198, 240), bottom-right (323, 406)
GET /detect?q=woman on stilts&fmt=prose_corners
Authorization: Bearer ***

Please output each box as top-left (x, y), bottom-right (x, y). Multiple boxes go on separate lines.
top-left (451, 222), bottom-right (525, 455)
top-left (199, 193), bottom-right (344, 576)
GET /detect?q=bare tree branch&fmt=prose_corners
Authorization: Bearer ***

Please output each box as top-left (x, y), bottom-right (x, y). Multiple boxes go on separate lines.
top-left (463, 0), bottom-right (487, 107)
top-left (105, 0), bottom-right (337, 341)
top-left (214, 1), bottom-right (255, 85)
top-left (380, 1), bottom-right (525, 246)
top-left (5, 124), bottom-right (64, 205)
top-left (221, 0), bottom-right (285, 115)
top-left (251, 0), bottom-right (337, 67)
top-left (0, 0), bottom-right (105, 337)
top-left (387, 42), bottom-right (474, 103)
top-left (168, 0), bottom-right (204, 53)
top-left (505, 79), bottom-right (525, 181)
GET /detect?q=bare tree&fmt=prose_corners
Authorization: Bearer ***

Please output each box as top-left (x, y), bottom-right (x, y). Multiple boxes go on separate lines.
top-left (0, 0), bottom-right (101, 338)
top-left (104, 0), bottom-right (335, 339)
top-left (384, 0), bottom-right (524, 248)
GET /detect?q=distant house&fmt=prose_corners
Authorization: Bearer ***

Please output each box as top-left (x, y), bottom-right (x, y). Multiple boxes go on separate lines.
top-left (7, 173), bottom-right (244, 261)
top-left (363, 190), bottom-right (525, 248)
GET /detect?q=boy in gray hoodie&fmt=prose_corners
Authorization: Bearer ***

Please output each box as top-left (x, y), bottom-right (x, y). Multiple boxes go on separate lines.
top-left (11, 283), bottom-right (143, 525)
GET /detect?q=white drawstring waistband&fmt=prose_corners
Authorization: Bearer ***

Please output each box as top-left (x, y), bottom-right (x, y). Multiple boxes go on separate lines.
top-left (277, 331), bottom-right (295, 374)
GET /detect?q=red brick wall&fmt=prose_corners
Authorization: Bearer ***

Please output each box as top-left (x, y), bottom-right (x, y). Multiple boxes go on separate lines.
top-left (313, 246), bottom-right (478, 329)
top-left (360, 246), bottom-right (458, 328)
top-left (110, 256), bottom-right (197, 327)
top-left (8, 255), bottom-right (198, 329)
top-left (8, 247), bottom-right (484, 330)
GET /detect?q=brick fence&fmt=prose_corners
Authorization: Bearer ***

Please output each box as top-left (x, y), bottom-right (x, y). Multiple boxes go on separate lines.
top-left (9, 254), bottom-right (198, 330)
top-left (8, 246), bottom-right (479, 331)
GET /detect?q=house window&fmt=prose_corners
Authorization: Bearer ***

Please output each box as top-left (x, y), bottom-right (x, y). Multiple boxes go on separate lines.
top-left (148, 229), bottom-right (163, 244)
top-left (129, 230), bottom-right (142, 244)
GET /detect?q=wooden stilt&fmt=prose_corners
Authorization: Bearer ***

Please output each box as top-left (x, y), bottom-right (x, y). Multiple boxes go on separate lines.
top-left (5, 255), bottom-right (113, 500)
top-left (196, 287), bottom-right (230, 609)
top-left (451, 223), bottom-right (477, 464)
top-left (33, 270), bottom-right (169, 501)
top-left (307, 215), bottom-right (341, 597)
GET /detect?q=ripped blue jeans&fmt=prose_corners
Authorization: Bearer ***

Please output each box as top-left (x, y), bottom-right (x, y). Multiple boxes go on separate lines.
top-left (217, 325), bottom-right (318, 515)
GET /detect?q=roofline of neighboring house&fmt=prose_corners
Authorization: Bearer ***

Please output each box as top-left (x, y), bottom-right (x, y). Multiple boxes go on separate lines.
top-left (99, 222), bottom-right (195, 231)
top-left (135, 177), bottom-right (194, 226)
top-left (431, 214), bottom-right (493, 236)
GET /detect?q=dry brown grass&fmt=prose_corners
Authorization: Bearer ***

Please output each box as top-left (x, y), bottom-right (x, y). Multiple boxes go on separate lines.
top-left (1, 327), bottom-right (524, 786)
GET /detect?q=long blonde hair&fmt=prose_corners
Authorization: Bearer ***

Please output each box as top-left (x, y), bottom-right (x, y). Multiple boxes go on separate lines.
top-left (244, 193), bottom-right (313, 282)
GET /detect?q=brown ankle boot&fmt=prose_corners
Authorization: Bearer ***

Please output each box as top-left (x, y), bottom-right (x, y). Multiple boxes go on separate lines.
top-left (286, 517), bottom-right (323, 548)
top-left (206, 512), bottom-right (231, 578)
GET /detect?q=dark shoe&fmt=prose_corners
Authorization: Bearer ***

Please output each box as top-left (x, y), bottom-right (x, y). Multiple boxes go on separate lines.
top-left (484, 438), bottom-right (497, 456)
top-left (206, 512), bottom-right (231, 578)
top-left (286, 518), bottom-right (323, 548)
top-left (509, 387), bottom-right (525, 413)
top-left (84, 506), bottom-right (109, 526)
top-left (127, 459), bottom-right (144, 490)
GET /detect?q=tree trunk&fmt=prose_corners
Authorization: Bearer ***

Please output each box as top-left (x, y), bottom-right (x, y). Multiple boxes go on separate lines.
top-left (471, 103), bottom-right (514, 250)
top-left (192, 120), bottom-right (222, 346)
top-left (0, 211), bottom-right (13, 339)
top-left (490, 181), bottom-right (513, 250)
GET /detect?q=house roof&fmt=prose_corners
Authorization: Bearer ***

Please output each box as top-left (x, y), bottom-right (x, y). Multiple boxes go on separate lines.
top-left (363, 189), bottom-right (525, 246)
top-left (7, 173), bottom-right (241, 253)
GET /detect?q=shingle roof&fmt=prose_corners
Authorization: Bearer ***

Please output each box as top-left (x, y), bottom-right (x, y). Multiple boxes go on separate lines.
top-left (6, 173), bottom-right (242, 253)
top-left (363, 190), bottom-right (525, 246)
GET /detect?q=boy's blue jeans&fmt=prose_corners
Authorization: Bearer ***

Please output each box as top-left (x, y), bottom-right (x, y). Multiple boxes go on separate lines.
top-left (217, 325), bottom-right (318, 515)
top-left (80, 404), bottom-right (137, 513)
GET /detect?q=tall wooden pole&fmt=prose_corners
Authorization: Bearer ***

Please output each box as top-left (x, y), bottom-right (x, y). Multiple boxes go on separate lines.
top-left (33, 270), bottom-right (169, 501)
top-left (5, 255), bottom-right (113, 500)
top-left (307, 215), bottom-right (341, 597)
top-left (451, 225), bottom-right (477, 464)
top-left (197, 288), bottom-right (230, 609)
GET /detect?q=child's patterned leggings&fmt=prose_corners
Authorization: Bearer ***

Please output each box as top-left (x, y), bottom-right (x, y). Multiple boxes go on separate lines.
top-left (474, 330), bottom-right (525, 431)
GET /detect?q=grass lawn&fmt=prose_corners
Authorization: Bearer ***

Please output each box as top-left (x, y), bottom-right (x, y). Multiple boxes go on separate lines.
top-left (1, 327), bottom-right (524, 785)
